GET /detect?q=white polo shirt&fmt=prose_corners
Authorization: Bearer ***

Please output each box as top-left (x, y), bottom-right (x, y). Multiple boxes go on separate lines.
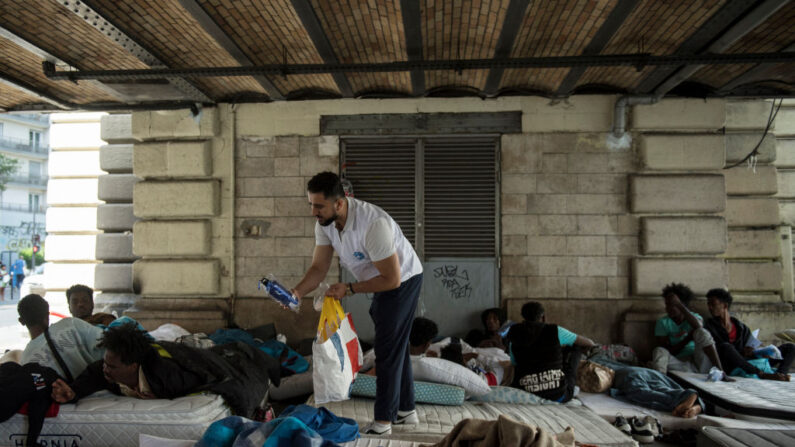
top-left (315, 197), bottom-right (422, 283)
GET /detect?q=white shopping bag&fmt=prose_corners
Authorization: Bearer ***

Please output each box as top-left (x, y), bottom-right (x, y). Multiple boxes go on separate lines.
top-left (312, 298), bottom-right (363, 404)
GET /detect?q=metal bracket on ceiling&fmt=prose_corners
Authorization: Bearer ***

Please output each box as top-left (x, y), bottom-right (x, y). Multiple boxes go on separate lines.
top-left (56, 0), bottom-right (212, 103)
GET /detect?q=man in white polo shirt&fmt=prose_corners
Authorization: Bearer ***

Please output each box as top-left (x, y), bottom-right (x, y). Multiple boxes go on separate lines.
top-left (291, 171), bottom-right (424, 435)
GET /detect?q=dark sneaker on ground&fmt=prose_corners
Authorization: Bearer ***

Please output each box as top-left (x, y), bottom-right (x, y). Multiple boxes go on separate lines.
top-left (613, 414), bottom-right (631, 437)
top-left (363, 421), bottom-right (392, 435)
top-left (394, 409), bottom-right (419, 425)
top-left (630, 417), bottom-right (655, 444)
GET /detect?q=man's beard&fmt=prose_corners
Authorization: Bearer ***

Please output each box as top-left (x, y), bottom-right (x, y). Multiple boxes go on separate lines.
top-left (319, 213), bottom-right (337, 227)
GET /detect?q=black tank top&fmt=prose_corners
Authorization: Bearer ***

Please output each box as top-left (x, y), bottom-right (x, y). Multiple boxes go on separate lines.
top-left (507, 322), bottom-right (565, 401)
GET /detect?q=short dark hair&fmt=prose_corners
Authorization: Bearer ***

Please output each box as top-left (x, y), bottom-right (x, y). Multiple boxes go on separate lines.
top-left (18, 294), bottom-right (49, 327)
top-left (440, 343), bottom-right (465, 366)
top-left (409, 317), bottom-right (438, 347)
top-left (66, 284), bottom-right (93, 304)
top-left (521, 301), bottom-right (545, 323)
top-left (662, 283), bottom-right (695, 306)
top-left (480, 307), bottom-right (506, 328)
top-left (98, 323), bottom-right (153, 365)
top-left (307, 171), bottom-right (344, 200)
top-left (706, 288), bottom-right (733, 308)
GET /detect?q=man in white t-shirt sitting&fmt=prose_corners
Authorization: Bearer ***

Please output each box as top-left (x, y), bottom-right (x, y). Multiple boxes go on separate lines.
top-left (17, 294), bottom-right (105, 380)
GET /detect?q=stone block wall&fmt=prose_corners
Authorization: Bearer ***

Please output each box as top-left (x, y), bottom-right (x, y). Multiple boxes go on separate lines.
top-left (95, 114), bottom-right (140, 314)
top-left (123, 107), bottom-right (233, 333)
top-left (44, 113), bottom-right (105, 317)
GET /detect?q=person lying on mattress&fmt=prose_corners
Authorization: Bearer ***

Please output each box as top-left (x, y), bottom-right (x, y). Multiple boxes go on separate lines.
top-left (50, 322), bottom-right (282, 417)
top-left (362, 316), bottom-right (439, 373)
top-left (66, 284), bottom-right (150, 337)
top-left (591, 355), bottom-right (704, 418)
top-left (651, 283), bottom-right (725, 375)
top-left (18, 294), bottom-right (105, 381)
top-left (705, 288), bottom-right (794, 381)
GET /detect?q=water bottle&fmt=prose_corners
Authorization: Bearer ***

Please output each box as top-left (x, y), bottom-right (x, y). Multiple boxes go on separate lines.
top-left (258, 274), bottom-right (300, 313)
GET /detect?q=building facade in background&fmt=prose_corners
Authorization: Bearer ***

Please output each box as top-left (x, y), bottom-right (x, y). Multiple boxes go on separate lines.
top-left (0, 113), bottom-right (48, 270)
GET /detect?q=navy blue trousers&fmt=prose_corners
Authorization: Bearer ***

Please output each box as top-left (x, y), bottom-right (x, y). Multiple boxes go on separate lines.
top-left (369, 273), bottom-right (423, 422)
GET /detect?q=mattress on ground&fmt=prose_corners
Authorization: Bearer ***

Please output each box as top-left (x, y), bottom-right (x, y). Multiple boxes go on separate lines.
top-left (307, 395), bottom-right (637, 447)
top-left (697, 414), bottom-right (795, 430)
top-left (698, 427), bottom-right (795, 447)
top-left (577, 391), bottom-right (699, 431)
top-left (0, 391), bottom-right (230, 447)
top-left (670, 371), bottom-right (795, 420)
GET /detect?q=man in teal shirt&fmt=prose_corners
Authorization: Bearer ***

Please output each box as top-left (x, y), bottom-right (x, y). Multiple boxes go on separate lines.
top-left (651, 283), bottom-right (723, 374)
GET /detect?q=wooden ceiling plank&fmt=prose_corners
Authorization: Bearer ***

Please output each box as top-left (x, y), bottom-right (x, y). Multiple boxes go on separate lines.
top-left (59, 0), bottom-right (213, 102)
top-left (177, 0), bottom-right (284, 100)
top-left (400, 0), bottom-right (424, 96)
top-left (484, 0), bottom-right (531, 96)
top-left (0, 72), bottom-right (70, 110)
top-left (653, 0), bottom-right (789, 97)
top-left (290, 0), bottom-right (353, 97)
top-left (635, 0), bottom-right (758, 94)
top-left (719, 41), bottom-right (795, 93)
top-left (555, 0), bottom-right (639, 97)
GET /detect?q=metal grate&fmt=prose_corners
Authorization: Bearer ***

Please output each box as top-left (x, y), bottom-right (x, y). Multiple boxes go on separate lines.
top-left (424, 137), bottom-right (497, 257)
top-left (342, 136), bottom-right (497, 258)
top-left (342, 138), bottom-right (417, 245)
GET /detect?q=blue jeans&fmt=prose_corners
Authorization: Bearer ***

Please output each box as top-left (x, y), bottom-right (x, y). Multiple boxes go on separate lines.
top-left (370, 273), bottom-right (422, 422)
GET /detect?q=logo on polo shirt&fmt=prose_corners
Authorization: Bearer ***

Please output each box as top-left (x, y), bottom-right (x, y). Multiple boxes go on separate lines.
top-left (353, 251), bottom-right (365, 260)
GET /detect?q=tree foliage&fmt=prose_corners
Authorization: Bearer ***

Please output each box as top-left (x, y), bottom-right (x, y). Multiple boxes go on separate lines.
top-left (0, 153), bottom-right (20, 192)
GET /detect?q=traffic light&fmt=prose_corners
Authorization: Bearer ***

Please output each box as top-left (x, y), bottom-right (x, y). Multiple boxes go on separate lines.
top-left (32, 244), bottom-right (40, 254)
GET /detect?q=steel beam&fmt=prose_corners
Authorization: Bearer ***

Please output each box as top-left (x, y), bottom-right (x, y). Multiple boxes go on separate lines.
top-left (719, 42), bottom-right (795, 93)
top-left (42, 51), bottom-right (795, 81)
top-left (58, 0), bottom-right (212, 102)
top-left (177, 0), bottom-right (283, 100)
top-left (636, 0), bottom-right (758, 93)
top-left (653, 0), bottom-right (788, 97)
top-left (555, 0), bottom-right (638, 96)
top-left (290, 0), bottom-right (353, 97)
top-left (400, 0), bottom-right (425, 96)
top-left (484, 0), bottom-right (531, 96)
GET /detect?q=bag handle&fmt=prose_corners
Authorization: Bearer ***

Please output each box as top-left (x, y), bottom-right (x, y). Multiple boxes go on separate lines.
top-left (317, 297), bottom-right (346, 343)
top-left (44, 327), bottom-right (74, 382)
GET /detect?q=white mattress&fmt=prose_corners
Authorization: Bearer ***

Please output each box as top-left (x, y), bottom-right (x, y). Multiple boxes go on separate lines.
top-left (577, 391), bottom-right (699, 431)
top-left (670, 371), bottom-right (795, 420)
top-left (0, 391), bottom-right (230, 447)
top-left (308, 395), bottom-right (637, 447)
top-left (697, 414), bottom-right (795, 430)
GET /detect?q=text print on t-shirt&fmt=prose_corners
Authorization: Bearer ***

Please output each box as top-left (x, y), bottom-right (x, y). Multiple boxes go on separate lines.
top-left (519, 369), bottom-right (564, 392)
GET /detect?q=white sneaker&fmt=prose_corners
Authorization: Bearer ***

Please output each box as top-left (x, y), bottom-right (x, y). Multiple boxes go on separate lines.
top-left (394, 409), bottom-right (419, 425)
top-left (363, 421), bottom-right (392, 435)
top-left (630, 417), bottom-right (654, 444)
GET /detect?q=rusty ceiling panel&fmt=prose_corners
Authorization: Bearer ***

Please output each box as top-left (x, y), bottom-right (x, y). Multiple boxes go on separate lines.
top-left (502, 0), bottom-right (615, 92)
top-left (0, 0), bottom-right (148, 71)
top-left (691, 5), bottom-right (795, 89)
top-left (0, 37), bottom-right (117, 104)
top-left (422, 0), bottom-right (508, 90)
top-left (197, 0), bottom-right (339, 95)
top-left (577, 0), bottom-right (727, 91)
top-left (84, 0), bottom-right (266, 99)
top-left (0, 82), bottom-right (43, 109)
top-left (311, 0), bottom-right (410, 95)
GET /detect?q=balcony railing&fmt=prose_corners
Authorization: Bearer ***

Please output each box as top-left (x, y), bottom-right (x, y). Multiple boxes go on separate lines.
top-left (0, 202), bottom-right (47, 213)
top-left (4, 174), bottom-right (48, 186)
top-left (0, 136), bottom-right (49, 155)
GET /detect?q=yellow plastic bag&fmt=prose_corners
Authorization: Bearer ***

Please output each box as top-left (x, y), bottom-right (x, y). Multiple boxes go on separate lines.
top-left (317, 297), bottom-right (345, 343)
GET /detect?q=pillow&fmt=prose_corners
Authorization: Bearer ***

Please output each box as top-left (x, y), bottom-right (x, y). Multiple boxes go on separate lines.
top-left (351, 374), bottom-right (465, 406)
top-left (469, 386), bottom-right (555, 405)
top-left (411, 356), bottom-right (490, 397)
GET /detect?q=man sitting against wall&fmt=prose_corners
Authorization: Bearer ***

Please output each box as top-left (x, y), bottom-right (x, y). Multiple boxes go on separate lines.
top-left (51, 323), bottom-right (281, 417)
top-left (506, 302), bottom-right (590, 402)
top-left (67, 284), bottom-right (116, 326)
top-left (651, 283), bottom-right (724, 374)
top-left (705, 288), bottom-right (794, 380)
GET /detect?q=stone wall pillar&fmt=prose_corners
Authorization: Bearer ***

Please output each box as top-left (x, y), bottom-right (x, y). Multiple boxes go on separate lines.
top-left (125, 107), bottom-right (233, 333)
top-left (45, 113), bottom-right (106, 317)
top-left (95, 114), bottom-right (140, 314)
